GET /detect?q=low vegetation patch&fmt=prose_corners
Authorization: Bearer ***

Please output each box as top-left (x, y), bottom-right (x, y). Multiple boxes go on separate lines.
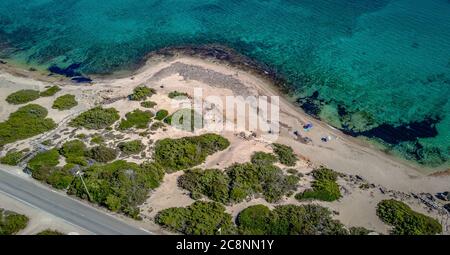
top-left (236, 204), bottom-right (348, 235)
top-left (129, 86), bottom-right (155, 101)
top-left (75, 133), bottom-right (87, 140)
top-left (155, 109), bottom-right (169, 121)
top-left (40, 86), bottom-right (61, 97)
top-left (42, 140), bottom-right (52, 146)
top-left (179, 169), bottom-right (231, 203)
top-left (155, 201), bottom-right (236, 235)
top-left (140, 101), bottom-right (157, 108)
top-left (179, 151), bottom-right (300, 204)
top-left (154, 134), bottom-right (230, 172)
top-left (168, 91), bottom-right (189, 99)
top-left (0, 150), bottom-right (25, 166)
top-left (69, 107), bottom-right (119, 130)
top-left (118, 140), bottom-right (145, 156)
top-left (0, 104), bottom-right (56, 147)
top-left (90, 135), bottom-right (104, 144)
top-left (52, 94), bottom-right (78, 110)
top-left (118, 109), bottom-right (153, 130)
top-left (86, 145), bottom-right (118, 163)
top-left (0, 209), bottom-right (29, 235)
top-left (27, 149), bottom-right (60, 181)
top-left (349, 227), bottom-right (374, 235)
top-left (46, 164), bottom-right (76, 190)
top-left (59, 140), bottom-right (88, 165)
top-left (150, 121), bottom-right (165, 131)
top-left (376, 199), bottom-right (442, 235)
top-left (36, 229), bottom-right (64, 235)
top-left (251, 152), bottom-right (277, 165)
top-left (295, 167), bottom-right (341, 202)
top-left (27, 147), bottom-right (75, 190)
top-left (6, 89), bottom-right (40, 104)
top-left (156, 202), bottom-right (350, 235)
top-left (68, 160), bottom-right (164, 218)
top-left (227, 162), bottom-right (299, 203)
top-left (272, 143), bottom-right (297, 166)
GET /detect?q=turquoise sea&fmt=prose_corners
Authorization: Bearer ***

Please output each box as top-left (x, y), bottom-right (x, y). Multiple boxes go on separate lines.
top-left (0, 0), bottom-right (449, 168)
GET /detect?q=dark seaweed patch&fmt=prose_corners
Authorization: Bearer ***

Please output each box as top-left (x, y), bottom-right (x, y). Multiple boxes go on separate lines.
top-left (311, 91), bottom-right (319, 99)
top-left (337, 104), bottom-right (347, 117)
top-left (71, 76), bottom-right (92, 83)
top-left (48, 62), bottom-right (92, 83)
top-left (296, 91), bottom-right (323, 117)
top-left (48, 63), bottom-right (82, 77)
top-left (299, 101), bottom-right (321, 116)
top-left (343, 117), bottom-right (440, 145)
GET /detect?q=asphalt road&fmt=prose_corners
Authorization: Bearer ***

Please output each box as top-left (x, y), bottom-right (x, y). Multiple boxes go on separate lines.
top-left (0, 169), bottom-right (150, 235)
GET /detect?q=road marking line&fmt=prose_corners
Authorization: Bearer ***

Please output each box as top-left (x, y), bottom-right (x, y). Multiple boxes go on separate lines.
top-left (0, 189), bottom-right (93, 235)
top-left (139, 227), bottom-right (152, 234)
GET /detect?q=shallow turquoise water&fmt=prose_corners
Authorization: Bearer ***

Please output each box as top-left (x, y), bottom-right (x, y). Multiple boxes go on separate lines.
top-left (0, 0), bottom-right (449, 167)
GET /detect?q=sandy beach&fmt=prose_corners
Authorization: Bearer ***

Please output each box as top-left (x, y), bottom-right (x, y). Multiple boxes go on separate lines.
top-left (1, 51), bottom-right (449, 234)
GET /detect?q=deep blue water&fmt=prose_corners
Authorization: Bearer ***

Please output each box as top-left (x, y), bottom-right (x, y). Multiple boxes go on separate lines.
top-left (0, 0), bottom-right (449, 167)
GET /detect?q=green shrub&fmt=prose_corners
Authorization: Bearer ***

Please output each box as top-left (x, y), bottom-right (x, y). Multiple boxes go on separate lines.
top-left (140, 101), bottom-right (157, 108)
top-left (168, 91), bottom-right (189, 99)
top-left (6, 89), bottom-right (40, 104)
top-left (140, 162), bottom-right (165, 189)
top-left (272, 143), bottom-right (297, 166)
top-left (0, 151), bottom-right (24, 166)
top-left (60, 140), bottom-right (87, 159)
top-left (46, 164), bottom-right (75, 189)
top-left (237, 204), bottom-right (348, 235)
top-left (179, 169), bottom-right (230, 204)
top-left (59, 140), bottom-right (88, 166)
top-left (129, 86), bottom-right (155, 101)
top-left (69, 107), bottom-right (119, 130)
top-left (36, 229), bottom-right (64, 235)
top-left (118, 140), bottom-right (145, 156)
top-left (154, 134), bottom-right (230, 172)
top-left (40, 86), bottom-right (61, 97)
top-left (27, 149), bottom-right (60, 181)
top-left (68, 160), bottom-right (164, 218)
top-left (90, 135), bottom-right (104, 144)
top-left (0, 104), bottom-right (56, 147)
top-left (251, 152), bottom-right (277, 165)
top-left (179, 159), bottom-right (299, 204)
top-left (312, 167), bottom-right (339, 181)
top-left (227, 162), bottom-right (299, 203)
top-left (236, 205), bottom-right (273, 235)
top-left (295, 167), bottom-right (341, 202)
top-left (75, 133), bottom-right (87, 140)
top-left (155, 201), bottom-right (236, 235)
top-left (376, 199), bottom-right (442, 235)
top-left (86, 145), bottom-right (118, 163)
top-left (52, 94), bottom-right (78, 110)
top-left (0, 209), bottom-right (29, 235)
top-left (118, 109), bottom-right (153, 130)
top-left (155, 109), bottom-right (169, 121)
